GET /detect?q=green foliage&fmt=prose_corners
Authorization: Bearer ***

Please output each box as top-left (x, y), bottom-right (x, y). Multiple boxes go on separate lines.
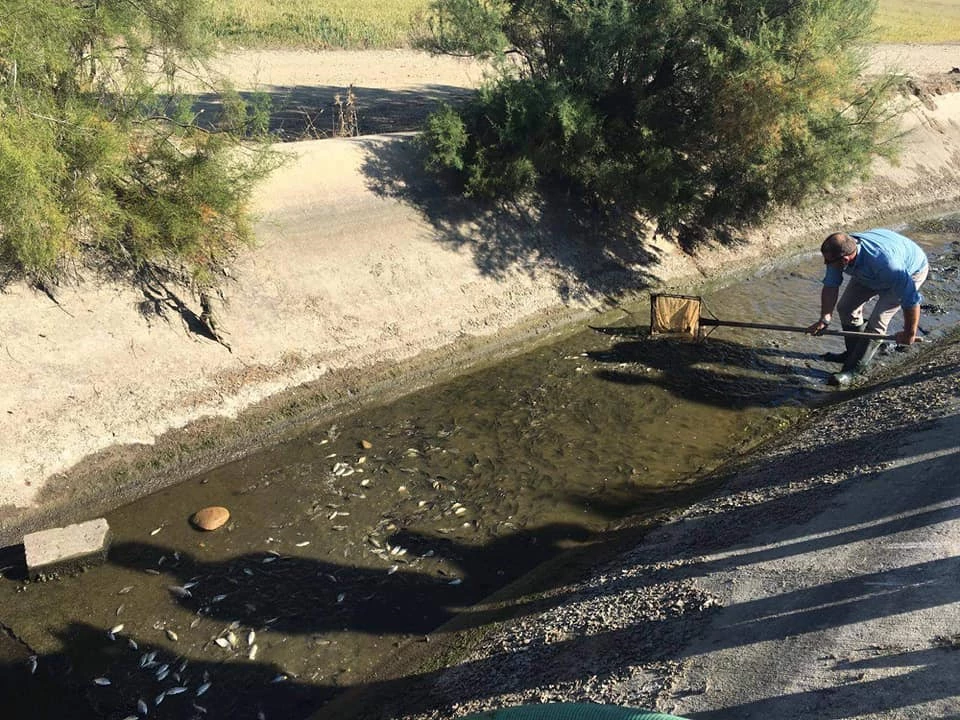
top-left (0, 0), bottom-right (279, 294)
top-left (421, 0), bottom-right (903, 242)
top-left (422, 103), bottom-right (469, 172)
top-left (201, 0), bottom-right (427, 49)
top-left (421, 0), bottom-right (508, 56)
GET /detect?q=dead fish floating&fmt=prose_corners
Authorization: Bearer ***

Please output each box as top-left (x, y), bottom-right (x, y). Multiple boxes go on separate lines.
top-left (168, 585), bottom-right (192, 599)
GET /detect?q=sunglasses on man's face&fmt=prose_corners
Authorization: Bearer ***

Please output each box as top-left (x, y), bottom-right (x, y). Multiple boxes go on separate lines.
top-left (824, 253), bottom-right (847, 265)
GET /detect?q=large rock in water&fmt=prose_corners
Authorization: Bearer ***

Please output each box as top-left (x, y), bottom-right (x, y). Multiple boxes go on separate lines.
top-left (191, 506), bottom-right (230, 531)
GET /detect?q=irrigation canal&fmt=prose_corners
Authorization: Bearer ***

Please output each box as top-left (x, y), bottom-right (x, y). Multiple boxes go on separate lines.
top-left (2, 216), bottom-right (960, 720)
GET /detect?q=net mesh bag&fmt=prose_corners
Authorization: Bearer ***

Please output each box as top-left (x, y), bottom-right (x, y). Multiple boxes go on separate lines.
top-left (650, 294), bottom-right (702, 338)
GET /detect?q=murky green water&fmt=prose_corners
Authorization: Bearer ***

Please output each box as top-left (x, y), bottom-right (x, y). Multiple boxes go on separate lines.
top-left (2, 218), bottom-right (959, 719)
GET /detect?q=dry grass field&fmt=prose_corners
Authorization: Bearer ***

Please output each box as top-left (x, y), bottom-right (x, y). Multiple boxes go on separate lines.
top-left (876, 0), bottom-right (960, 41)
top-left (203, 0), bottom-right (426, 48)
top-left (204, 0), bottom-right (960, 49)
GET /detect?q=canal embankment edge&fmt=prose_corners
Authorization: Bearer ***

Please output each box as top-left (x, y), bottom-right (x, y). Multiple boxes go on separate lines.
top-left (2, 64), bottom-right (960, 549)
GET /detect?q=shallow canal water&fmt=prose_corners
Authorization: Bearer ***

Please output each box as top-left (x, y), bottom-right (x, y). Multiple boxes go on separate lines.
top-left (2, 217), bottom-right (960, 719)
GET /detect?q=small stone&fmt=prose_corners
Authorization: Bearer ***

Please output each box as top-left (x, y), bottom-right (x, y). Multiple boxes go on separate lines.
top-left (360, 439), bottom-right (373, 449)
top-left (190, 507), bottom-right (230, 531)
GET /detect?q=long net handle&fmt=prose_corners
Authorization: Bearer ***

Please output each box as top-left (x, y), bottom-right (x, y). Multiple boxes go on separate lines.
top-left (700, 318), bottom-right (898, 340)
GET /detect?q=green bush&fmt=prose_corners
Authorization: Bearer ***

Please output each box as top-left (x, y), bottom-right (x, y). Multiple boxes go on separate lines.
top-left (421, 0), bottom-right (902, 243)
top-left (0, 0), bottom-right (279, 297)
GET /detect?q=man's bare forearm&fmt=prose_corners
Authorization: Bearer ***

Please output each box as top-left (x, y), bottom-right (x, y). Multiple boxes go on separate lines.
top-left (820, 286), bottom-right (839, 321)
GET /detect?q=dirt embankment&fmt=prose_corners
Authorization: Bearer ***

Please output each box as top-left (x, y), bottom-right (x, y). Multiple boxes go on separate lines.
top-left (2, 46), bottom-right (960, 547)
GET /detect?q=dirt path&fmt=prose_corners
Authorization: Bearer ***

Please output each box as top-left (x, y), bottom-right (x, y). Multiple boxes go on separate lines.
top-left (204, 44), bottom-right (960, 136)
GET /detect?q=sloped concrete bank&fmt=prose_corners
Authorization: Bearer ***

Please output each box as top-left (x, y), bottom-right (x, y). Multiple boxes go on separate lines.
top-left (2, 69), bottom-right (960, 547)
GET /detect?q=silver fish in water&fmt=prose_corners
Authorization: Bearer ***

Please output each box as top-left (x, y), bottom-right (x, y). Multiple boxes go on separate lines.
top-left (168, 585), bottom-right (192, 599)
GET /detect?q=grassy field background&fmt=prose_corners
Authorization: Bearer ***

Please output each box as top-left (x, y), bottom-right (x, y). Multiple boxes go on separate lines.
top-left (876, 0), bottom-right (960, 41)
top-left (204, 0), bottom-right (960, 50)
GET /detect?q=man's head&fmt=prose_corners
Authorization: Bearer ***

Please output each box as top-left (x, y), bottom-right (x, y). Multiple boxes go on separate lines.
top-left (821, 232), bottom-right (858, 267)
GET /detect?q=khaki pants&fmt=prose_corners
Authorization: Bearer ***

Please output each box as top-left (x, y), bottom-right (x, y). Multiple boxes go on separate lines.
top-left (837, 264), bottom-right (929, 334)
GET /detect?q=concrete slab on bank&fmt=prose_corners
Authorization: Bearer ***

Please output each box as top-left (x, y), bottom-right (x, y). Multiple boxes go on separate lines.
top-left (22, 518), bottom-right (111, 580)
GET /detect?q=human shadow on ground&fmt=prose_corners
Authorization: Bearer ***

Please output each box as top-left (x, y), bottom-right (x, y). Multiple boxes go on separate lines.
top-left (0, 621), bottom-right (329, 720)
top-left (11, 613), bottom-right (960, 720)
top-left (321, 446), bottom-right (960, 719)
top-left (0, 625), bottom-right (100, 719)
top-left (317, 379), bottom-right (960, 718)
top-left (9, 406), bottom-right (959, 719)
top-left (686, 645), bottom-right (960, 719)
top-left (107, 521), bottom-right (596, 637)
top-left (314, 556), bottom-right (960, 719)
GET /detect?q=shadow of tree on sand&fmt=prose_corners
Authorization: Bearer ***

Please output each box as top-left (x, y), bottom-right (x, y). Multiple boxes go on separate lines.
top-left (355, 135), bottom-right (663, 301)
top-left (191, 83), bottom-right (479, 139)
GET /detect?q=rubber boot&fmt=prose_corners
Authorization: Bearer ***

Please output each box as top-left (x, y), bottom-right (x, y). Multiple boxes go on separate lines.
top-left (829, 338), bottom-right (883, 386)
top-left (822, 321), bottom-right (866, 363)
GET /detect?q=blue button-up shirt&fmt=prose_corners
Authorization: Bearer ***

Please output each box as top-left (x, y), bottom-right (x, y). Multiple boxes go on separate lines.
top-left (823, 228), bottom-right (927, 307)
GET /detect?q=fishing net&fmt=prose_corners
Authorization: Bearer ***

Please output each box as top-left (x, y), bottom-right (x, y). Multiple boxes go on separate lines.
top-left (649, 293), bottom-right (703, 338)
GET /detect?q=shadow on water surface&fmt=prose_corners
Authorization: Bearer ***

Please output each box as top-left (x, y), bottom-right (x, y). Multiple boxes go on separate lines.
top-left (589, 335), bottom-right (828, 408)
top-left (0, 622), bottom-right (326, 720)
top-left (107, 521), bottom-right (595, 637)
top-left (318, 409), bottom-right (960, 720)
top-left (4, 407), bottom-right (960, 720)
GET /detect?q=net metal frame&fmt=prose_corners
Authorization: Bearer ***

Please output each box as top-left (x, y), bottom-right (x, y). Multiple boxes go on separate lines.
top-left (649, 293), bottom-right (719, 340)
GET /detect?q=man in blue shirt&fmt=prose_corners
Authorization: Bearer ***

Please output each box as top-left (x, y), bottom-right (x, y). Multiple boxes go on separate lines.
top-left (806, 228), bottom-right (928, 386)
